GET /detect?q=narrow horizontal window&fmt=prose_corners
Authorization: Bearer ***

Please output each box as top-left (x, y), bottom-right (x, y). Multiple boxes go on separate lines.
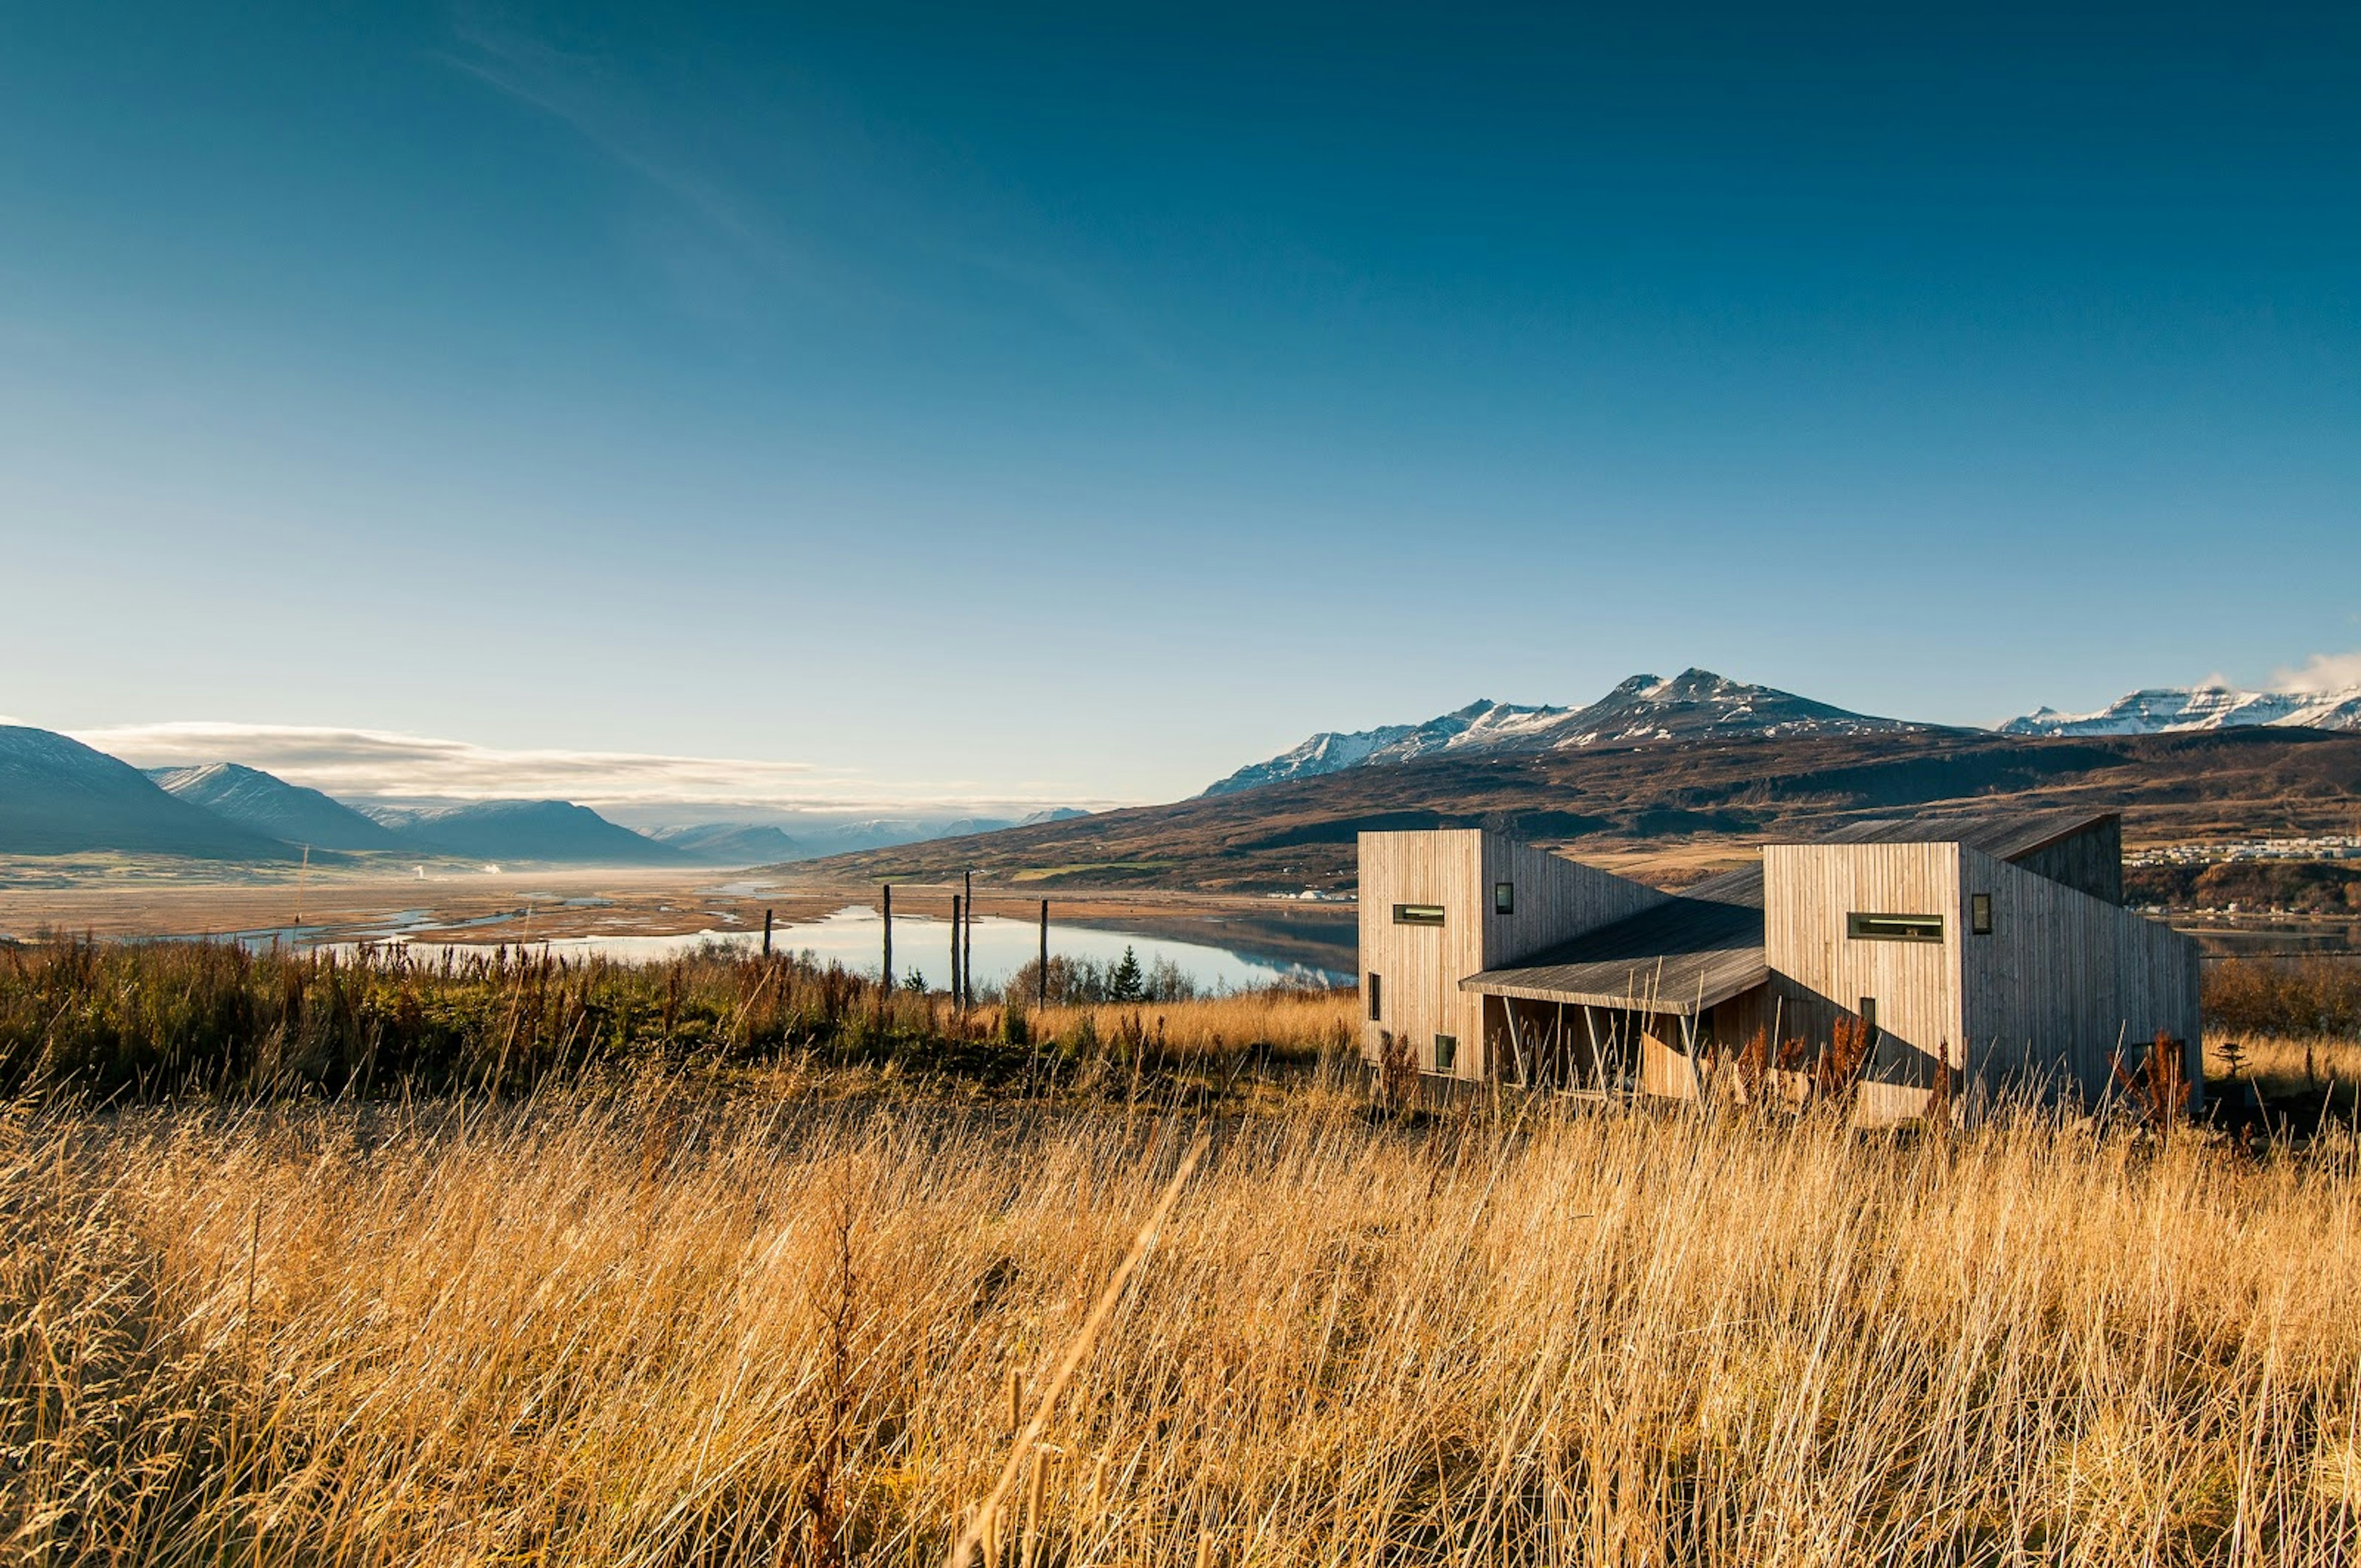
top-left (1493, 881), bottom-right (1514, 915)
top-left (1393, 904), bottom-right (1446, 927)
top-left (1433, 1034), bottom-right (1458, 1073)
top-left (1847, 912), bottom-right (1944, 943)
top-left (1971, 894), bottom-right (1993, 936)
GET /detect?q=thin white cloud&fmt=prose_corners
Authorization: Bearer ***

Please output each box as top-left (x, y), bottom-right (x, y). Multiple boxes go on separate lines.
top-left (65, 720), bottom-right (1116, 815)
top-left (443, 14), bottom-right (824, 290)
top-left (2270, 651), bottom-right (2361, 695)
top-left (440, 9), bottom-right (1163, 363)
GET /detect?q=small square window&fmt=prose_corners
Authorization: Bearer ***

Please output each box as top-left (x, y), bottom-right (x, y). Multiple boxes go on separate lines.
top-left (1393, 903), bottom-right (1446, 927)
top-left (1971, 894), bottom-right (1993, 936)
top-left (1367, 972), bottom-right (1383, 1021)
top-left (1433, 1033), bottom-right (1458, 1073)
top-left (1493, 881), bottom-right (1514, 915)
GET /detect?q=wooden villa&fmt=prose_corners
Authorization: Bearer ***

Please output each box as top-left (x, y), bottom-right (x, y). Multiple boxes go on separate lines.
top-left (1357, 811), bottom-right (2201, 1118)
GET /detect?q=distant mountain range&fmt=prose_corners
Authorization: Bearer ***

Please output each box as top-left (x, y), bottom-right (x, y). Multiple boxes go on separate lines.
top-left (649, 822), bottom-right (807, 863)
top-left (1203, 669), bottom-right (2361, 798)
top-left (2, 721), bottom-right (1095, 866)
top-left (363, 800), bottom-right (694, 865)
top-left (143, 758), bottom-right (690, 864)
top-left (2, 727), bottom-right (293, 859)
top-left (1204, 669), bottom-right (1929, 795)
top-left (14, 666), bottom-right (2357, 869)
top-left (786, 725), bottom-right (2361, 896)
top-left (2001, 683), bottom-right (2361, 738)
top-left (724, 807), bottom-right (1093, 859)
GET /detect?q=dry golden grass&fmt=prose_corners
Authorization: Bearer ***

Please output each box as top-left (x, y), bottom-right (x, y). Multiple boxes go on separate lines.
top-left (1015, 988), bottom-right (1359, 1064)
top-left (2206, 1029), bottom-right (2361, 1098)
top-left (7, 1061), bottom-right (2360, 1567)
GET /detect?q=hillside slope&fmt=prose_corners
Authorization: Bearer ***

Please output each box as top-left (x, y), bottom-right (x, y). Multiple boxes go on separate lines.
top-left (151, 762), bottom-right (403, 851)
top-left (777, 728), bottom-right (2361, 893)
top-left (1, 727), bottom-right (292, 859)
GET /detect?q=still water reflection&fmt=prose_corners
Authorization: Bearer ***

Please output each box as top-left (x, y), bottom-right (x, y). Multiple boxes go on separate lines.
top-left (371, 905), bottom-right (1347, 992)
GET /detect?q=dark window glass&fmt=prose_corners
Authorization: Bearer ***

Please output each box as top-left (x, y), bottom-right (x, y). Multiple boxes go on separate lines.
top-left (1971, 894), bottom-right (1993, 936)
top-left (1859, 998), bottom-right (1878, 1035)
top-left (1493, 881), bottom-right (1514, 915)
top-left (1847, 912), bottom-right (1944, 943)
top-left (1367, 973), bottom-right (1382, 1021)
top-left (1393, 904), bottom-right (1446, 927)
top-left (1434, 1033), bottom-right (1458, 1073)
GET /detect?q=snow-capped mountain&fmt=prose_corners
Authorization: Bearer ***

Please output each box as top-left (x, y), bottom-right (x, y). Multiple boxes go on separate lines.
top-left (1201, 671), bottom-right (1921, 796)
top-left (149, 761), bottom-right (403, 850)
top-left (1203, 700), bottom-right (1575, 796)
top-left (2001, 685), bottom-right (2361, 738)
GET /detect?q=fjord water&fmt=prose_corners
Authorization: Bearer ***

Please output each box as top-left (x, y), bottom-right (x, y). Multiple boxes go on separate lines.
top-left (378, 905), bottom-right (1348, 991)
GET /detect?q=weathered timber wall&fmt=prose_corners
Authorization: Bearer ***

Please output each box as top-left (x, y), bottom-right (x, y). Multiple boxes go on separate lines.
top-left (1959, 844), bottom-right (2202, 1108)
top-left (1763, 841), bottom-right (1964, 1124)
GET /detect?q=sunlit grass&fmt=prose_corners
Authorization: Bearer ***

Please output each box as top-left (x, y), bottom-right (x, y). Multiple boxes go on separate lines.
top-left (6, 1075), bottom-right (2359, 1565)
top-left (7, 942), bottom-right (2360, 1563)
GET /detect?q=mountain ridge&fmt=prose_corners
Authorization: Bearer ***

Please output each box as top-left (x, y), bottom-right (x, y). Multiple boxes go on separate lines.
top-left (1203, 669), bottom-right (1925, 796)
top-left (149, 762), bottom-right (405, 851)
top-left (649, 822), bottom-right (807, 865)
top-left (363, 799), bottom-right (692, 865)
top-left (1, 727), bottom-right (295, 859)
top-left (773, 727), bottom-right (2361, 894)
top-left (2001, 682), bottom-right (2361, 737)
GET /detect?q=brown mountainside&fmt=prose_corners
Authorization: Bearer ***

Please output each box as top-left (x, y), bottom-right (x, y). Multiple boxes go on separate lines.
top-left (772, 729), bottom-right (2361, 893)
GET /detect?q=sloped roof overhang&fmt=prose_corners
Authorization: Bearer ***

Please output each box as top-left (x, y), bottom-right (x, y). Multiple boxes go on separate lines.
top-left (1460, 864), bottom-right (1769, 1017)
top-left (1460, 956), bottom-right (1769, 1017)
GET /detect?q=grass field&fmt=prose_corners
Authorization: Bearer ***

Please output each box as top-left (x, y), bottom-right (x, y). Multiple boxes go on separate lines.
top-left (9, 1076), bottom-right (2360, 1566)
top-left (7, 946), bottom-right (2361, 1565)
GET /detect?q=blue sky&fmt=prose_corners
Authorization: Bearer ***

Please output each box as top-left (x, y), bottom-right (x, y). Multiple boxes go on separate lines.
top-left (2, 2), bottom-right (2355, 812)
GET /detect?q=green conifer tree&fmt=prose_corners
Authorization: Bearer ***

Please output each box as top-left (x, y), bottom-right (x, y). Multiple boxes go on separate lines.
top-left (1108, 945), bottom-right (1145, 1003)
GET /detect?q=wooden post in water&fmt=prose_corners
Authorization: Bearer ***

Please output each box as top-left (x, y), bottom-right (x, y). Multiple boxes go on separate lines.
top-left (962, 870), bottom-right (975, 1009)
top-left (881, 884), bottom-right (893, 988)
top-left (762, 908), bottom-right (773, 958)
top-left (949, 896), bottom-right (963, 1006)
top-left (1038, 899), bottom-right (1049, 1009)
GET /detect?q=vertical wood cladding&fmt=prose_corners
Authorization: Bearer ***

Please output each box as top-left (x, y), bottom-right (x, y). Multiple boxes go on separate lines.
top-left (1358, 830), bottom-right (1487, 1078)
top-left (1359, 829), bottom-right (1666, 1081)
top-left (1958, 845), bottom-right (2202, 1107)
top-left (1763, 841), bottom-right (1964, 1123)
top-left (2010, 816), bottom-right (2124, 905)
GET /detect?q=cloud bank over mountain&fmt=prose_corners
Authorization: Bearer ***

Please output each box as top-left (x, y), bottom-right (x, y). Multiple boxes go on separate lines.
top-left (65, 721), bottom-right (1113, 818)
top-left (2272, 650), bottom-right (2361, 695)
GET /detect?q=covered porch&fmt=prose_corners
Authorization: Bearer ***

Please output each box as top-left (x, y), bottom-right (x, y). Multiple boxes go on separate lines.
top-left (1461, 865), bottom-right (1769, 1098)
top-left (1476, 983), bottom-right (1772, 1098)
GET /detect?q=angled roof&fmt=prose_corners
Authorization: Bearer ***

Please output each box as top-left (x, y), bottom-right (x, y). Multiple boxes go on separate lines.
top-left (1460, 865), bottom-right (1766, 1016)
top-left (1458, 809), bottom-right (2121, 1014)
top-left (1790, 808), bottom-right (2116, 863)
